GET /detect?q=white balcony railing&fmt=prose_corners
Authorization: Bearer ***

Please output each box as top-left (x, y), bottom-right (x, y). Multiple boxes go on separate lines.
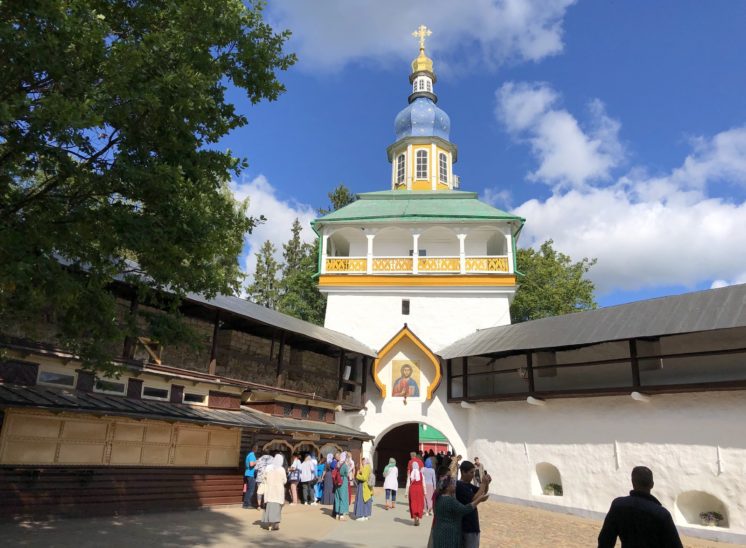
top-left (324, 255), bottom-right (510, 274)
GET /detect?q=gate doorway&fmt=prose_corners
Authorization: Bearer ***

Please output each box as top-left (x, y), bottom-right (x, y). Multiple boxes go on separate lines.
top-left (374, 423), bottom-right (452, 485)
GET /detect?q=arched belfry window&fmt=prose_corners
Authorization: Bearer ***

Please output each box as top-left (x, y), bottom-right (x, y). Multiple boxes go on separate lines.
top-left (416, 150), bottom-right (428, 179)
top-left (396, 154), bottom-right (406, 184)
top-left (439, 153), bottom-right (448, 183)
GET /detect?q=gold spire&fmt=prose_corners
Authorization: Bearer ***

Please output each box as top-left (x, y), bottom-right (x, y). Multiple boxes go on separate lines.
top-left (411, 25), bottom-right (434, 74)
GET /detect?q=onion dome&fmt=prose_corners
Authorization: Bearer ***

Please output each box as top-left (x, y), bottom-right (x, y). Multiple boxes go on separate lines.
top-left (394, 98), bottom-right (451, 141)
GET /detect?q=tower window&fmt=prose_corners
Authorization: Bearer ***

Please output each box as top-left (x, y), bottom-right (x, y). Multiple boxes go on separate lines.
top-left (402, 299), bottom-right (410, 315)
top-left (397, 154), bottom-right (405, 184)
top-left (416, 150), bottom-right (428, 179)
top-left (439, 153), bottom-right (448, 183)
top-left (418, 79), bottom-right (424, 91)
top-left (426, 80), bottom-right (432, 92)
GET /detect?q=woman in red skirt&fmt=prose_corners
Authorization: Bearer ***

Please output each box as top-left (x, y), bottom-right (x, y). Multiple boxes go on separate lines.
top-left (408, 462), bottom-right (425, 526)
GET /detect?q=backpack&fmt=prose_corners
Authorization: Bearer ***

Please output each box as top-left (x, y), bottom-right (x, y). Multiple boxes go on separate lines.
top-left (332, 468), bottom-right (343, 488)
top-left (255, 454), bottom-right (274, 483)
top-left (367, 470), bottom-right (376, 489)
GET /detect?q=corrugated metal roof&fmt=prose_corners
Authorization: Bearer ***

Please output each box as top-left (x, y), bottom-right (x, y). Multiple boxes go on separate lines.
top-left (313, 191), bottom-right (524, 225)
top-left (0, 384), bottom-right (268, 429)
top-left (244, 408), bottom-right (373, 440)
top-left (439, 284), bottom-right (746, 359)
top-left (186, 293), bottom-right (376, 357)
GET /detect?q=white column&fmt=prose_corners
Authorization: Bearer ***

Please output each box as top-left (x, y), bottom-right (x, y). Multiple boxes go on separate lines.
top-left (366, 233), bottom-right (375, 274)
top-left (412, 233), bottom-right (420, 274)
top-left (406, 144), bottom-right (413, 190)
top-left (458, 233), bottom-right (467, 274)
top-left (431, 143), bottom-right (437, 190)
top-left (321, 234), bottom-right (329, 274)
top-left (505, 231), bottom-right (514, 273)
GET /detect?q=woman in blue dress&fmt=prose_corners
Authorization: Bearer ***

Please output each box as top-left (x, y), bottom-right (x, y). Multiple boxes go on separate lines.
top-left (333, 451), bottom-right (350, 520)
top-left (314, 454), bottom-right (325, 503)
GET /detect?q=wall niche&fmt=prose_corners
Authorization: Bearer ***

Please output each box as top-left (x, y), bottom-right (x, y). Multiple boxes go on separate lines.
top-left (533, 462), bottom-right (563, 496)
top-left (675, 490), bottom-right (729, 528)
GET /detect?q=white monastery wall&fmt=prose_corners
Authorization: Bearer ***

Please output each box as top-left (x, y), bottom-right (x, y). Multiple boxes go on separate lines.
top-left (325, 291), bottom-right (512, 351)
top-left (464, 391), bottom-right (746, 539)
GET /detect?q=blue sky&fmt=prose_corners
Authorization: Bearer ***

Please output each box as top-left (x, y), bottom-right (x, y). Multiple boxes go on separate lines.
top-left (225, 1), bottom-right (746, 307)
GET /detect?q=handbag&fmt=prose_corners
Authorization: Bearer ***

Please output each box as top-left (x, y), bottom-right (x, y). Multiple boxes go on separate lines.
top-left (288, 469), bottom-right (300, 482)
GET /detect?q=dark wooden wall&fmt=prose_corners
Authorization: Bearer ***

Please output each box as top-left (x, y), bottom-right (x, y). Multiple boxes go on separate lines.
top-left (0, 466), bottom-right (243, 521)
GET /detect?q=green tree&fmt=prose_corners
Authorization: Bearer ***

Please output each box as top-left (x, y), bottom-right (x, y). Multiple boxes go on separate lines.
top-left (278, 242), bottom-right (326, 325)
top-left (282, 218), bottom-right (305, 273)
top-left (318, 184), bottom-right (356, 215)
top-left (0, 0), bottom-right (295, 371)
top-left (248, 240), bottom-right (280, 309)
top-left (510, 240), bottom-right (597, 323)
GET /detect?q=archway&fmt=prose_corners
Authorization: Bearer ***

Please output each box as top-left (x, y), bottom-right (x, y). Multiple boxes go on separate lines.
top-left (373, 422), bottom-right (453, 485)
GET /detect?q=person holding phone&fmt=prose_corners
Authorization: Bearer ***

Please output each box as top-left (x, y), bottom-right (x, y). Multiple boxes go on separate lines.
top-left (457, 460), bottom-right (492, 548)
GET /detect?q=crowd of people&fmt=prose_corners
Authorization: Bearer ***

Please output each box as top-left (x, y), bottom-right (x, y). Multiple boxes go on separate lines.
top-left (244, 445), bottom-right (682, 547)
top-left (242, 445), bottom-right (491, 545)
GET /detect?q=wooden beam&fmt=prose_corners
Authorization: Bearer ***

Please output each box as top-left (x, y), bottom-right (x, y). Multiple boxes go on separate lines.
top-left (526, 352), bottom-right (535, 394)
top-left (207, 310), bottom-right (220, 375)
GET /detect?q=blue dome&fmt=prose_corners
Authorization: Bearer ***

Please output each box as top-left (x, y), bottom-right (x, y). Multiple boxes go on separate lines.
top-left (394, 97), bottom-right (451, 141)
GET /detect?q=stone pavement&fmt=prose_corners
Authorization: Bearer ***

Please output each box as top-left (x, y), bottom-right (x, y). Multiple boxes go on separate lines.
top-left (0, 491), bottom-right (739, 547)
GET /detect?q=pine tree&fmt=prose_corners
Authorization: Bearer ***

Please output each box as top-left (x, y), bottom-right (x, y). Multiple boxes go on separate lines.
top-left (283, 218), bottom-right (305, 274)
top-left (278, 220), bottom-right (327, 324)
top-left (248, 241), bottom-right (280, 309)
top-left (318, 184), bottom-right (356, 215)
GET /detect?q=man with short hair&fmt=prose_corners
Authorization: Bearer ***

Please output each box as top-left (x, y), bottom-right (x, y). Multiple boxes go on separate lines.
top-left (457, 460), bottom-right (491, 548)
top-left (243, 443), bottom-right (258, 509)
top-left (598, 466), bottom-right (683, 548)
top-left (472, 457), bottom-right (485, 487)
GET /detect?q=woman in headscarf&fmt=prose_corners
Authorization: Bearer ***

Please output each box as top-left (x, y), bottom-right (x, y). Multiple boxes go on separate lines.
top-left (430, 474), bottom-right (489, 548)
top-left (322, 453), bottom-right (335, 505)
top-left (408, 461), bottom-right (425, 526)
top-left (422, 457), bottom-right (437, 516)
top-left (353, 457), bottom-right (373, 520)
top-left (383, 457), bottom-right (398, 510)
top-left (261, 454), bottom-right (287, 531)
top-left (333, 451), bottom-right (350, 520)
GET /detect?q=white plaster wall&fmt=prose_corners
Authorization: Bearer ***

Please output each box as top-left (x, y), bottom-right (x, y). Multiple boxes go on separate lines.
top-left (464, 391), bottom-right (746, 536)
top-left (324, 291), bottom-right (512, 351)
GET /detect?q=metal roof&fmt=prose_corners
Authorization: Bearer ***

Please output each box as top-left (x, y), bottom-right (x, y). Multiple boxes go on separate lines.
top-left (186, 293), bottom-right (376, 357)
top-left (313, 191), bottom-right (524, 226)
top-left (243, 407), bottom-right (373, 441)
top-left (439, 283), bottom-right (746, 359)
top-left (0, 384), bottom-right (268, 429)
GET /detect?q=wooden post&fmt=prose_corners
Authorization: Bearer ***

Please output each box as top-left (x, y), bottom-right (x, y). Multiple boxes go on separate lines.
top-left (337, 349), bottom-right (346, 400)
top-left (629, 339), bottom-right (641, 388)
top-left (526, 352), bottom-right (535, 394)
top-left (122, 295), bottom-right (139, 359)
top-left (275, 331), bottom-right (286, 387)
top-left (361, 356), bottom-right (369, 404)
top-left (446, 359), bottom-right (452, 400)
top-left (207, 310), bottom-right (220, 375)
top-left (463, 356), bottom-right (469, 401)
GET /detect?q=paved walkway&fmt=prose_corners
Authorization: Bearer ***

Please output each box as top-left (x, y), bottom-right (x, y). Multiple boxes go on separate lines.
top-left (0, 492), bottom-right (739, 547)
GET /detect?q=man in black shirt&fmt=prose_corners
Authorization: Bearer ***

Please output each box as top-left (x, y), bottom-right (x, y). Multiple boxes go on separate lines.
top-left (598, 466), bottom-right (683, 548)
top-left (457, 460), bottom-right (491, 548)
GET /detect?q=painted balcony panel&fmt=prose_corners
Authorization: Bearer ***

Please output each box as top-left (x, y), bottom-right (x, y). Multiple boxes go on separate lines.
top-left (372, 257), bottom-right (414, 272)
top-left (326, 257), bottom-right (367, 273)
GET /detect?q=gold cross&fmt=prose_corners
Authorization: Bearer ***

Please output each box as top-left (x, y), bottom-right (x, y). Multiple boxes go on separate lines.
top-left (412, 25), bottom-right (432, 51)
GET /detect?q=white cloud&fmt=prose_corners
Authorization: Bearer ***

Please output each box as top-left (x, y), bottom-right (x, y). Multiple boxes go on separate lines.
top-left (230, 175), bottom-right (317, 284)
top-left (496, 82), bottom-right (624, 187)
top-left (268, 0), bottom-right (577, 72)
top-left (510, 126), bottom-right (746, 293)
top-left (481, 187), bottom-right (513, 209)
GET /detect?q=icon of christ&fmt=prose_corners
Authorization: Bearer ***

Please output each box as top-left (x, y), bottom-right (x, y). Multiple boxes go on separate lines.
top-left (392, 363), bottom-right (420, 397)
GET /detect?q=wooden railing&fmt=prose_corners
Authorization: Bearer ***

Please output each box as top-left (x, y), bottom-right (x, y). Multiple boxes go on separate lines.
top-left (325, 255), bottom-right (510, 274)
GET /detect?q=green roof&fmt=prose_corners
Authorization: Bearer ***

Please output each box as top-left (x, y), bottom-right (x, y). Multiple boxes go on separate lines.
top-left (419, 423), bottom-right (448, 443)
top-left (313, 191), bottom-right (524, 226)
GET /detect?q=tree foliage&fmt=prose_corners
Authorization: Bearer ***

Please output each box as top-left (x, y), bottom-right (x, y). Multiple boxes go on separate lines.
top-left (248, 240), bottom-right (280, 309)
top-left (510, 240), bottom-right (597, 323)
top-left (0, 0), bottom-right (295, 369)
top-left (318, 184), bottom-right (356, 215)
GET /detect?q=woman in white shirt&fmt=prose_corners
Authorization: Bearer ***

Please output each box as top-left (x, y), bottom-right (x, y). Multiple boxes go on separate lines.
top-left (383, 457), bottom-right (399, 510)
